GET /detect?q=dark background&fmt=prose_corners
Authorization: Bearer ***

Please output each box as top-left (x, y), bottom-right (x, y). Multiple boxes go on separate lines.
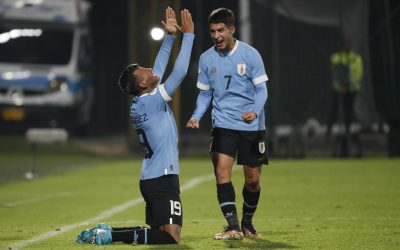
top-left (70, 0), bottom-right (400, 155)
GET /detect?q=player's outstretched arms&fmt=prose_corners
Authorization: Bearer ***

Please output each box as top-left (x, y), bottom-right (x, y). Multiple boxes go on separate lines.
top-left (153, 7), bottom-right (178, 81)
top-left (162, 9), bottom-right (194, 97)
top-left (180, 9), bottom-right (194, 33)
top-left (174, 9), bottom-right (194, 33)
top-left (161, 6), bottom-right (178, 35)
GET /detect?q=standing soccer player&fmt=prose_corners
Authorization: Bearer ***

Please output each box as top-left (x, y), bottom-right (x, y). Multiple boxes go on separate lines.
top-left (186, 7), bottom-right (268, 240)
top-left (76, 8), bottom-right (194, 245)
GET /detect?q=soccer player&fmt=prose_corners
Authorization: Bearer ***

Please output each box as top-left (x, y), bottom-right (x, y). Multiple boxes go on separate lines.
top-left (76, 7), bottom-right (194, 245)
top-left (186, 7), bottom-right (268, 240)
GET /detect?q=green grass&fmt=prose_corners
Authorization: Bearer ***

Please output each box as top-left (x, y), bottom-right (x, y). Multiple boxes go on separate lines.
top-left (1, 150), bottom-right (400, 249)
top-left (0, 135), bottom-right (108, 185)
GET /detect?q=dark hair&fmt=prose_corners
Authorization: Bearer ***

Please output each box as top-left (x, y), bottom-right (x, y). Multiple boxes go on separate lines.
top-left (208, 8), bottom-right (235, 26)
top-left (118, 63), bottom-right (140, 96)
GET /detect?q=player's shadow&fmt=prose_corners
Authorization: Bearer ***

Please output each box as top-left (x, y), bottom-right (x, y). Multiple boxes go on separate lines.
top-left (144, 239), bottom-right (296, 250)
top-left (224, 237), bottom-right (297, 249)
top-left (147, 243), bottom-right (193, 249)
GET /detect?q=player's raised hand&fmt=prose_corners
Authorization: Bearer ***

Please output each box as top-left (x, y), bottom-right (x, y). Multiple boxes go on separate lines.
top-left (178, 9), bottom-right (194, 33)
top-left (161, 7), bottom-right (178, 35)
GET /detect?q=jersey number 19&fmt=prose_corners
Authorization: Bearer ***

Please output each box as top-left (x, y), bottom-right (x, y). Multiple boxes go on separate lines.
top-left (170, 200), bottom-right (181, 216)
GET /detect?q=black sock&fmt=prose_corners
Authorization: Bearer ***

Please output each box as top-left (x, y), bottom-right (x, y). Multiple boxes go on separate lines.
top-left (242, 186), bottom-right (260, 225)
top-left (111, 226), bottom-right (145, 231)
top-left (217, 182), bottom-right (239, 230)
top-left (112, 230), bottom-right (137, 243)
top-left (111, 228), bottom-right (177, 244)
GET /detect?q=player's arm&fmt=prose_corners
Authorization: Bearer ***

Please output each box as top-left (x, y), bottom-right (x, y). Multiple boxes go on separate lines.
top-left (186, 90), bottom-right (212, 128)
top-left (243, 49), bottom-right (269, 123)
top-left (161, 9), bottom-right (194, 98)
top-left (153, 7), bottom-right (177, 80)
top-left (242, 84), bottom-right (267, 123)
top-left (186, 49), bottom-right (211, 128)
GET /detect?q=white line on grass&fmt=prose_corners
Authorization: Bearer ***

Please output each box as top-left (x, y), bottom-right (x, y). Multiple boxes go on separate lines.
top-left (3, 192), bottom-right (71, 208)
top-left (270, 217), bottom-right (400, 221)
top-left (9, 173), bottom-right (216, 250)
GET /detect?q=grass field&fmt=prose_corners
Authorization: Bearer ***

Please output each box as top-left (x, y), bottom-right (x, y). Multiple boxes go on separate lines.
top-left (0, 139), bottom-right (400, 249)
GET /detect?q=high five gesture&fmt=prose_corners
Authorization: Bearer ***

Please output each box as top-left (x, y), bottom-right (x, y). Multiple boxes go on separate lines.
top-left (161, 7), bottom-right (178, 35)
top-left (180, 9), bottom-right (194, 33)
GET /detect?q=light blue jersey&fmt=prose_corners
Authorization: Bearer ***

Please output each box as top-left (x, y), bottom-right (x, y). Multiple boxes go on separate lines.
top-left (131, 33), bottom-right (194, 180)
top-left (192, 40), bottom-right (268, 131)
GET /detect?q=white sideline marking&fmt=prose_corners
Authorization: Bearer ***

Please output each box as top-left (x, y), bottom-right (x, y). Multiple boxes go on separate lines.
top-left (3, 192), bottom-right (71, 208)
top-left (181, 173), bottom-right (214, 191)
top-left (9, 173), bottom-right (215, 250)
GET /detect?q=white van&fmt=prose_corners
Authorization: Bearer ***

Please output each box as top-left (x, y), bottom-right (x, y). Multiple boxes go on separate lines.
top-left (0, 0), bottom-right (93, 132)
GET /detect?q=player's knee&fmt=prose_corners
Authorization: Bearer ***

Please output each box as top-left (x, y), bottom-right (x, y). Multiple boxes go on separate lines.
top-left (171, 233), bottom-right (180, 243)
top-left (165, 230), bottom-right (179, 244)
top-left (244, 177), bottom-right (260, 191)
top-left (215, 167), bottom-right (231, 182)
top-left (245, 172), bottom-right (259, 182)
top-left (159, 225), bottom-right (180, 244)
top-left (215, 174), bottom-right (230, 184)
top-left (244, 169), bottom-right (260, 188)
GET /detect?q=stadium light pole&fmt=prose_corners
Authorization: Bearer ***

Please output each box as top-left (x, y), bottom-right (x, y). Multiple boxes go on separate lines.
top-left (239, 0), bottom-right (252, 44)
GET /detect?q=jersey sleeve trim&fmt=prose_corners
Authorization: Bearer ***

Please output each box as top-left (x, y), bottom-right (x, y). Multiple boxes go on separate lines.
top-left (159, 84), bottom-right (172, 102)
top-left (253, 75), bottom-right (269, 85)
top-left (197, 81), bottom-right (211, 90)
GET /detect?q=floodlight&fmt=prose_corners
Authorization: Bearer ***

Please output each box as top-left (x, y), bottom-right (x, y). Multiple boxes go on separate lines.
top-left (150, 27), bottom-right (164, 41)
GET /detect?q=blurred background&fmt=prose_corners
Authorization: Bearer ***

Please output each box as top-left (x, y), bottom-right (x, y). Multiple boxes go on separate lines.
top-left (1, 0), bottom-right (400, 159)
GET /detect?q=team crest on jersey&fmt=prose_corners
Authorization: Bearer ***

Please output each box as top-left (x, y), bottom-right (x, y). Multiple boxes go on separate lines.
top-left (259, 141), bottom-right (265, 154)
top-left (237, 64), bottom-right (246, 75)
top-left (210, 67), bottom-right (217, 74)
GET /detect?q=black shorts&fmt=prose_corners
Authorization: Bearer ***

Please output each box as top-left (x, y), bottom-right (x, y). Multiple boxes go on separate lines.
top-left (139, 174), bottom-right (182, 228)
top-left (210, 127), bottom-right (269, 167)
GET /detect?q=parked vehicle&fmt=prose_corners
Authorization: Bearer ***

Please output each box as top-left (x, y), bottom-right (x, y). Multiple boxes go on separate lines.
top-left (0, 0), bottom-right (93, 132)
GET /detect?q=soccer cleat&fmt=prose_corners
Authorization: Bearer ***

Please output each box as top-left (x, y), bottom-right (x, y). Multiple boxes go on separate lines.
top-left (76, 228), bottom-right (95, 244)
top-left (97, 223), bottom-right (112, 231)
top-left (93, 228), bottom-right (112, 245)
top-left (75, 223), bottom-right (112, 244)
top-left (241, 223), bottom-right (261, 238)
top-left (213, 226), bottom-right (243, 240)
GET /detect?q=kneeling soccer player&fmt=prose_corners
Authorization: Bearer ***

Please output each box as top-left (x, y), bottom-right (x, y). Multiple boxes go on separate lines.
top-left (75, 7), bottom-right (194, 245)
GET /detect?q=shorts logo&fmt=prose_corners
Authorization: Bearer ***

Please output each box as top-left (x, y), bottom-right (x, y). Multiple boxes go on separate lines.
top-left (259, 141), bottom-right (265, 154)
top-left (237, 64), bottom-right (246, 75)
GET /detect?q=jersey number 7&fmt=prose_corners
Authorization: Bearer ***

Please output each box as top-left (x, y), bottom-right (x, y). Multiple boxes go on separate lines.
top-left (224, 75), bottom-right (232, 90)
